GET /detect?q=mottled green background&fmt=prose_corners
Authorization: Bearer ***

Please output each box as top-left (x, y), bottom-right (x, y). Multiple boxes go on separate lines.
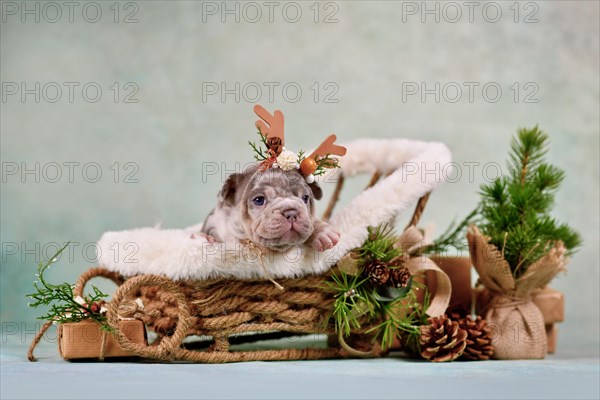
top-left (1, 1), bottom-right (598, 352)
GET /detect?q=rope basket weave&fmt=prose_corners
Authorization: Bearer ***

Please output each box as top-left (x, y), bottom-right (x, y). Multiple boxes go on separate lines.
top-left (65, 173), bottom-right (432, 363)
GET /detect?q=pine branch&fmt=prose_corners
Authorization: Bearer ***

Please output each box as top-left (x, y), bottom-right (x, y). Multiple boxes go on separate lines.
top-left (313, 154), bottom-right (340, 176)
top-left (478, 127), bottom-right (582, 276)
top-left (27, 243), bottom-right (112, 331)
top-left (296, 150), bottom-right (305, 165)
top-left (509, 125), bottom-right (548, 184)
top-left (424, 207), bottom-right (479, 254)
top-left (356, 224), bottom-right (402, 264)
top-left (248, 130), bottom-right (268, 161)
top-left (327, 272), bottom-right (371, 336)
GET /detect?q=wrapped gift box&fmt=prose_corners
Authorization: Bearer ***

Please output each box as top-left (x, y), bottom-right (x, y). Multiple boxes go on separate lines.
top-left (59, 319), bottom-right (147, 360)
top-left (532, 287), bottom-right (563, 354)
top-left (546, 324), bottom-right (558, 354)
top-left (532, 287), bottom-right (564, 324)
top-left (429, 256), bottom-right (473, 312)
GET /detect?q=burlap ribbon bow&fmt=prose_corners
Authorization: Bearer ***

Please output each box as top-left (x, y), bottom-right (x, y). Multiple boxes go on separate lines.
top-left (393, 226), bottom-right (452, 317)
top-left (467, 226), bottom-right (567, 359)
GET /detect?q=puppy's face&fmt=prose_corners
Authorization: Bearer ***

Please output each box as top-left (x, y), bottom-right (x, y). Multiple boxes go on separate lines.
top-left (220, 166), bottom-right (322, 251)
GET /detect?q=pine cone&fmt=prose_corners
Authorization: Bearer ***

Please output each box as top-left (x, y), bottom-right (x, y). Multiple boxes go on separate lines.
top-left (363, 261), bottom-right (390, 285)
top-left (457, 315), bottom-right (494, 361)
top-left (266, 137), bottom-right (283, 156)
top-left (419, 315), bottom-right (467, 362)
top-left (388, 266), bottom-right (410, 288)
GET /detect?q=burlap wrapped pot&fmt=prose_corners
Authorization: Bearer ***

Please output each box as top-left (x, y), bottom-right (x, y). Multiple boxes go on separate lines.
top-left (467, 226), bottom-right (567, 359)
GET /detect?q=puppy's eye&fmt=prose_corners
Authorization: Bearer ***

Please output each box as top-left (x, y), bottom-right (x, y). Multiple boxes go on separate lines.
top-left (302, 194), bottom-right (310, 204)
top-left (252, 196), bottom-right (265, 206)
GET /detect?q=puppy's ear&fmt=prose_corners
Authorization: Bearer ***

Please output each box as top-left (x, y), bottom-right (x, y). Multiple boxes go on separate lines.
top-left (308, 182), bottom-right (323, 200)
top-left (219, 165), bottom-right (257, 206)
top-left (219, 173), bottom-right (243, 205)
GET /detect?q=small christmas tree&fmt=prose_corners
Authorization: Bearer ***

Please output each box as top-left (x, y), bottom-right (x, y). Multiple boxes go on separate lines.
top-left (478, 126), bottom-right (582, 277)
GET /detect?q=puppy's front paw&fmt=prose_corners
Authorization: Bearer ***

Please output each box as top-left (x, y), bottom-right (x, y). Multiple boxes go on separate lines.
top-left (312, 226), bottom-right (340, 252)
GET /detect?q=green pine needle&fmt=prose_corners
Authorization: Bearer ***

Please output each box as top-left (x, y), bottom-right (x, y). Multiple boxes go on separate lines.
top-left (425, 207), bottom-right (480, 254)
top-left (356, 224), bottom-right (402, 264)
top-left (27, 242), bottom-right (113, 331)
top-left (327, 271), bottom-right (372, 336)
top-left (479, 126), bottom-right (582, 276)
top-left (248, 130), bottom-right (268, 161)
top-left (313, 154), bottom-right (340, 176)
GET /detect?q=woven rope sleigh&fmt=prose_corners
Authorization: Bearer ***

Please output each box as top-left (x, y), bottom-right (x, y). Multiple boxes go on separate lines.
top-left (31, 139), bottom-right (453, 363)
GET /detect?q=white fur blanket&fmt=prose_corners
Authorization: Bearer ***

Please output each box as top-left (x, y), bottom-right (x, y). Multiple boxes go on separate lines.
top-left (97, 139), bottom-right (452, 281)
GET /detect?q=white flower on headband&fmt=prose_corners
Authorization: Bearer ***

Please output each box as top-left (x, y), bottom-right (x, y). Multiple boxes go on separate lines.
top-left (276, 148), bottom-right (298, 171)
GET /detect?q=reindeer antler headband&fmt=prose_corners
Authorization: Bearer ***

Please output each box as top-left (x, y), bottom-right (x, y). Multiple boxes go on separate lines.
top-left (249, 105), bottom-right (346, 183)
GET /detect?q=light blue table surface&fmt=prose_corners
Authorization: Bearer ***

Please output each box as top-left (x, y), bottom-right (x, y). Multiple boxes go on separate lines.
top-left (1, 333), bottom-right (598, 400)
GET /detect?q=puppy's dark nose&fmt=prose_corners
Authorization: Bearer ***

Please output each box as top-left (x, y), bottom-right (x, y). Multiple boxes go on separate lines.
top-left (283, 209), bottom-right (298, 221)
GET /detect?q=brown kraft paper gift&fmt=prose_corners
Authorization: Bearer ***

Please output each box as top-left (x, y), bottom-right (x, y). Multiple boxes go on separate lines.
top-left (428, 256), bottom-right (472, 312)
top-left (467, 226), bottom-right (567, 359)
top-left (531, 287), bottom-right (565, 325)
top-left (59, 319), bottom-right (147, 360)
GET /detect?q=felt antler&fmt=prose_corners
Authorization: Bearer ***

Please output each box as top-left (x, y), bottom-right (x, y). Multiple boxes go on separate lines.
top-left (254, 105), bottom-right (285, 144)
top-left (309, 134), bottom-right (347, 159)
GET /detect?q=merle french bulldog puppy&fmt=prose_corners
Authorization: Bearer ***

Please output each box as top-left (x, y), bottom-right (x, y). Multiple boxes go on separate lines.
top-left (200, 165), bottom-right (340, 252)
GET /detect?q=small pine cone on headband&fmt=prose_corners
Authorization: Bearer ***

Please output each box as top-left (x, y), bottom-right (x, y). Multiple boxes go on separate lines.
top-left (266, 137), bottom-right (283, 156)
